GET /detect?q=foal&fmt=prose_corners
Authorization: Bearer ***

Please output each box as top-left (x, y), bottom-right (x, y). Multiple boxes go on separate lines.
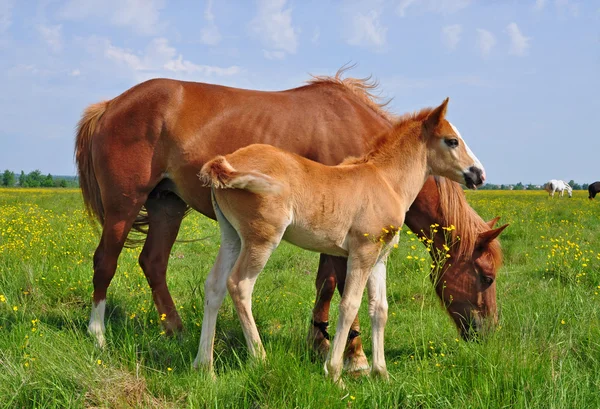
top-left (196, 99), bottom-right (485, 382)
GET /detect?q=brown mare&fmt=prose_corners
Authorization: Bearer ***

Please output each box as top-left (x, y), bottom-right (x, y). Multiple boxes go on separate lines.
top-left (198, 99), bottom-right (486, 383)
top-left (309, 176), bottom-right (507, 373)
top-left (75, 70), bottom-right (503, 360)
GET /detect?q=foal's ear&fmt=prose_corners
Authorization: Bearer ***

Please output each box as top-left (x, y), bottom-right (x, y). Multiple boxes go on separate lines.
top-left (486, 216), bottom-right (501, 229)
top-left (424, 97), bottom-right (449, 131)
top-left (476, 224), bottom-right (509, 250)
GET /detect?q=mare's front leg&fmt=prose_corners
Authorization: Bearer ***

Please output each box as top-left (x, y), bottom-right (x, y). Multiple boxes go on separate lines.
top-left (366, 260), bottom-right (389, 379)
top-left (308, 254), bottom-right (338, 358)
top-left (325, 245), bottom-right (379, 384)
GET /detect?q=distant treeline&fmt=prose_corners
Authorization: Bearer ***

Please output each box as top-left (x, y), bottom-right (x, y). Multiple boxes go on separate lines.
top-left (0, 170), bottom-right (592, 191)
top-left (1, 170), bottom-right (79, 188)
top-left (479, 180), bottom-right (590, 190)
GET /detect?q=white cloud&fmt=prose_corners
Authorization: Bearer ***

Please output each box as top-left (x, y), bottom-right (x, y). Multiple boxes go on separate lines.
top-left (534, 0), bottom-right (547, 11)
top-left (204, 0), bottom-right (215, 21)
top-left (70, 69), bottom-right (81, 77)
top-left (312, 27), bottom-right (320, 44)
top-left (555, 0), bottom-right (579, 17)
top-left (506, 22), bottom-right (531, 56)
top-left (397, 0), bottom-right (418, 16)
top-left (59, 0), bottom-right (166, 36)
top-left (37, 24), bottom-right (63, 53)
top-left (442, 24), bottom-right (462, 51)
top-left (397, 0), bottom-right (473, 16)
top-left (200, 0), bottom-right (221, 45)
top-left (476, 28), bottom-right (496, 56)
top-left (347, 10), bottom-right (387, 49)
top-left (250, 0), bottom-right (298, 58)
top-left (0, 0), bottom-right (14, 33)
top-left (86, 36), bottom-right (240, 82)
top-left (263, 50), bottom-right (286, 60)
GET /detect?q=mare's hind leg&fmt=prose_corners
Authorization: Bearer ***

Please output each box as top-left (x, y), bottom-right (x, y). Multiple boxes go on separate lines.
top-left (138, 190), bottom-right (187, 334)
top-left (308, 254), bottom-right (338, 358)
top-left (88, 197), bottom-right (146, 348)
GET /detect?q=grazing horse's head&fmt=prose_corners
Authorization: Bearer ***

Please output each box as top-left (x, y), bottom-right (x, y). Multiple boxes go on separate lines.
top-left (434, 221), bottom-right (508, 340)
top-left (423, 98), bottom-right (486, 190)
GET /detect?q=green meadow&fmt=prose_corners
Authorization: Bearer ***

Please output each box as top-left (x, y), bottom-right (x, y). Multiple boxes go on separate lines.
top-left (0, 188), bottom-right (599, 408)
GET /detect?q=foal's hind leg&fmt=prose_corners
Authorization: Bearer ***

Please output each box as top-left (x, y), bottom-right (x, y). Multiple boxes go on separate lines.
top-left (88, 197), bottom-right (147, 347)
top-left (227, 235), bottom-right (282, 362)
top-left (138, 190), bottom-right (187, 334)
top-left (193, 204), bottom-right (241, 373)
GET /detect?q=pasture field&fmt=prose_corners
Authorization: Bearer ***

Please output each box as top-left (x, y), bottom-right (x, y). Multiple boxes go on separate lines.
top-left (1, 188), bottom-right (599, 408)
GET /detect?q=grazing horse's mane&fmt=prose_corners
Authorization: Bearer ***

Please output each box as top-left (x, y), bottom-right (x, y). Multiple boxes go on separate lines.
top-left (307, 65), bottom-right (394, 123)
top-left (435, 177), bottom-right (503, 267)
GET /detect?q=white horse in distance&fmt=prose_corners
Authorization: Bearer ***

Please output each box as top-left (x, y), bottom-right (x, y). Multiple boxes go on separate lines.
top-left (544, 180), bottom-right (572, 198)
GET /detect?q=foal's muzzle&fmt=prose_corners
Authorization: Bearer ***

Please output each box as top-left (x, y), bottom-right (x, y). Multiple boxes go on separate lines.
top-left (463, 166), bottom-right (485, 189)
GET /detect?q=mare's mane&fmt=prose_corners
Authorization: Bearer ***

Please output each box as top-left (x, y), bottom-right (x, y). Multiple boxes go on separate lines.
top-left (435, 176), bottom-right (503, 268)
top-left (307, 65), bottom-right (394, 123)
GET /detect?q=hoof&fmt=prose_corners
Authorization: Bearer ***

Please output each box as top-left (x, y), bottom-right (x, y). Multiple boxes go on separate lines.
top-left (192, 359), bottom-right (216, 380)
top-left (344, 352), bottom-right (370, 377)
top-left (88, 328), bottom-right (106, 349)
top-left (307, 326), bottom-right (330, 360)
top-left (370, 367), bottom-right (389, 381)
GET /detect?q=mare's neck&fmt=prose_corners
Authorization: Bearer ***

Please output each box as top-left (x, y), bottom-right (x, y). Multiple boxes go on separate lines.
top-left (404, 186), bottom-right (451, 254)
top-left (368, 122), bottom-right (430, 210)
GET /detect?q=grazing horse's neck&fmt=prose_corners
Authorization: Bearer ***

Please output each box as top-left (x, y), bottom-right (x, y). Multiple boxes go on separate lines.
top-left (368, 122), bottom-right (429, 208)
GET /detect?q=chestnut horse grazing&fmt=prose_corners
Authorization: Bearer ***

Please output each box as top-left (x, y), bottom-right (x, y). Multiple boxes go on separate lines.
top-left (197, 99), bottom-right (485, 383)
top-left (308, 176), bottom-right (508, 373)
top-left (75, 71), bottom-right (501, 357)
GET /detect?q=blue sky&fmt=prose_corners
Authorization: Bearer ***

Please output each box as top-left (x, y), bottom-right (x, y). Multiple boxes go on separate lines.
top-left (0, 0), bottom-right (598, 184)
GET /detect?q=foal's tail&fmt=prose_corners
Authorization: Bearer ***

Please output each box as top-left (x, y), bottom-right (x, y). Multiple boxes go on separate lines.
top-left (199, 156), bottom-right (283, 194)
top-left (75, 100), bottom-right (110, 225)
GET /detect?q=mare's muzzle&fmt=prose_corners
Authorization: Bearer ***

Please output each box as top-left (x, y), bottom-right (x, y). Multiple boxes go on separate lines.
top-left (463, 166), bottom-right (485, 189)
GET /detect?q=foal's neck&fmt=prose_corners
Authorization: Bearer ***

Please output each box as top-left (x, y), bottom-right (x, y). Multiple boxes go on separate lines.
top-left (368, 122), bottom-right (429, 209)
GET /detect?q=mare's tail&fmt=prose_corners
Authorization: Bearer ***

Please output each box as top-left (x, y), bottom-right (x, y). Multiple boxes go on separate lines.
top-left (200, 156), bottom-right (283, 194)
top-left (75, 101), bottom-right (110, 226)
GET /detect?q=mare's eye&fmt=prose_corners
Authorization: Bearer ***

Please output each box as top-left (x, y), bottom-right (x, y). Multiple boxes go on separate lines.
top-left (481, 275), bottom-right (494, 286)
top-left (445, 138), bottom-right (459, 148)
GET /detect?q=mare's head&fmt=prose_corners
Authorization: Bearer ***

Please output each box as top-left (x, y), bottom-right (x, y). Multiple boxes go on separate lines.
top-left (413, 178), bottom-right (508, 340)
top-left (422, 98), bottom-right (485, 189)
top-left (436, 220), bottom-right (508, 340)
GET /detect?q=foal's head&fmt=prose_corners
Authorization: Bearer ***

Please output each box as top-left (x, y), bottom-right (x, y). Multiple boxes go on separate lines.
top-left (423, 98), bottom-right (485, 189)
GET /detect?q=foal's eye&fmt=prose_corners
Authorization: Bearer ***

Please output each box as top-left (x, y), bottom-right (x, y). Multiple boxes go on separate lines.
top-left (445, 138), bottom-right (459, 148)
top-left (481, 275), bottom-right (494, 286)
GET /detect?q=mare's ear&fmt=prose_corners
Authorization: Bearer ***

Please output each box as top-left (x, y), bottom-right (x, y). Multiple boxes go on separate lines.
top-left (486, 216), bottom-right (501, 229)
top-left (475, 224), bottom-right (509, 250)
top-left (424, 97), bottom-right (449, 132)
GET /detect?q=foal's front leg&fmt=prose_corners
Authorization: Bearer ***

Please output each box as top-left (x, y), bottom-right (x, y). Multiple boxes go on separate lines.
top-left (366, 260), bottom-right (389, 379)
top-left (325, 249), bottom-right (379, 384)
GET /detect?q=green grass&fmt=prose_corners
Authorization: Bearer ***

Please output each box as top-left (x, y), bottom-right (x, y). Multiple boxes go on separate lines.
top-left (1, 188), bottom-right (599, 408)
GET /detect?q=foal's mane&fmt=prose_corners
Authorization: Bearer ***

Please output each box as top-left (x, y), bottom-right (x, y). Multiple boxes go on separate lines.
top-left (435, 177), bottom-right (503, 268)
top-left (341, 107), bottom-right (435, 165)
top-left (307, 65), bottom-right (394, 123)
